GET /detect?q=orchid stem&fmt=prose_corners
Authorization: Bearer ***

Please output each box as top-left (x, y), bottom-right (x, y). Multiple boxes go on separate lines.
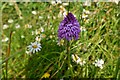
top-left (66, 41), bottom-right (70, 67)
top-left (68, 1), bottom-right (70, 13)
top-left (66, 40), bottom-right (73, 77)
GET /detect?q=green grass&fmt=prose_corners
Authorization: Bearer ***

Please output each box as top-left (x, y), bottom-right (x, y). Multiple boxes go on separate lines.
top-left (1, 2), bottom-right (120, 79)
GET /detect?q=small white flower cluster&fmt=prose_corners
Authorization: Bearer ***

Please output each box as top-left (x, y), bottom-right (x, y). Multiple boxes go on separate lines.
top-left (82, 9), bottom-right (90, 19)
top-left (51, 0), bottom-right (69, 6)
top-left (58, 5), bottom-right (67, 18)
top-left (71, 54), bottom-right (104, 69)
top-left (93, 59), bottom-right (104, 69)
top-left (72, 54), bottom-right (86, 66)
top-left (3, 19), bottom-right (21, 30)
top-left (2, 37), bottom-right (9, 42)
top-left (27, 41), bottom-right (42, 54)
top-left (8, 19), bottom-right (14, 23)
top-left (25, 24), bottom-right (32, 29)
top-left (57, 39), bottom-right (64, 46)
top-left (35, 36), bottom-right (41, 42)
top-left (51, 0), bottom-right (62, 5)
top-left (3, 24), bottom-right (9, 30)
top-left (15, 23), bottom-right (20, 29)
top-left (83, 0), bottom-right (91, 6)
top-left (81, 26), bottom-right (86, 32)
top-left (51, 1), bottom-right (68, 18)
top-left (82, 9), bottom-right (90, 24)
top-left (21, 35), bottom-right (25, 39)
top-left (32, 11), bottom-right (37, 15)
top-left (39, 16), bottom-right (43, 19)
top-left (31, 27), bottom-right (44, 36)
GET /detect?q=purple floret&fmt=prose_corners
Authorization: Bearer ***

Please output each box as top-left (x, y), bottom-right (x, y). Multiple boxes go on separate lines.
top-left (58, 13), bottom-right (80, 41)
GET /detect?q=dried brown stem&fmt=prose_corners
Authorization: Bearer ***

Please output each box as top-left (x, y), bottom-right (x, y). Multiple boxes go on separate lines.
top-left (5, 31), bottom-right (13, 79)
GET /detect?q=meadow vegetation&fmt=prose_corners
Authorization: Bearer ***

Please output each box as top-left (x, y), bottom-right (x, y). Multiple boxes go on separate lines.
top-left (1, 1), bottom-right (120, 79)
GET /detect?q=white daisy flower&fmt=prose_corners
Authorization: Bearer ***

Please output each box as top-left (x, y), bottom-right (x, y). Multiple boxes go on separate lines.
top-left (93, 59), bottom-right (104, 69)
top-left (27, 42), bottom-right (42, 54)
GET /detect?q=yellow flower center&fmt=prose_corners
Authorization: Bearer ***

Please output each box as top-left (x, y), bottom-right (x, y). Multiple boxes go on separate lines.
top-left (32, 45), bottom-right (37, 48)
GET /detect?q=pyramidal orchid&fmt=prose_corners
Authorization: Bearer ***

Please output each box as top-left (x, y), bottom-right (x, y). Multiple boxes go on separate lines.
top-left (58, 13), bottom-right (80, 41)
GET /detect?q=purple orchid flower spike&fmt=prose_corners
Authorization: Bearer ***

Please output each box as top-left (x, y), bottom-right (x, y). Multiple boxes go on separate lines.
top-left (58, 13), bottom-right (80, 41)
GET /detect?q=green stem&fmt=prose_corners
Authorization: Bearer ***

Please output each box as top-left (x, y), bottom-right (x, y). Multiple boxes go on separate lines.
top-left (114, 56), bottom-right (120, 79)
top-left (66, 40), bottom-right (74, 77)
top-left (66, 41), bottom-right (70, 68)
top-left (68, 1), bottom-right (70, 12)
